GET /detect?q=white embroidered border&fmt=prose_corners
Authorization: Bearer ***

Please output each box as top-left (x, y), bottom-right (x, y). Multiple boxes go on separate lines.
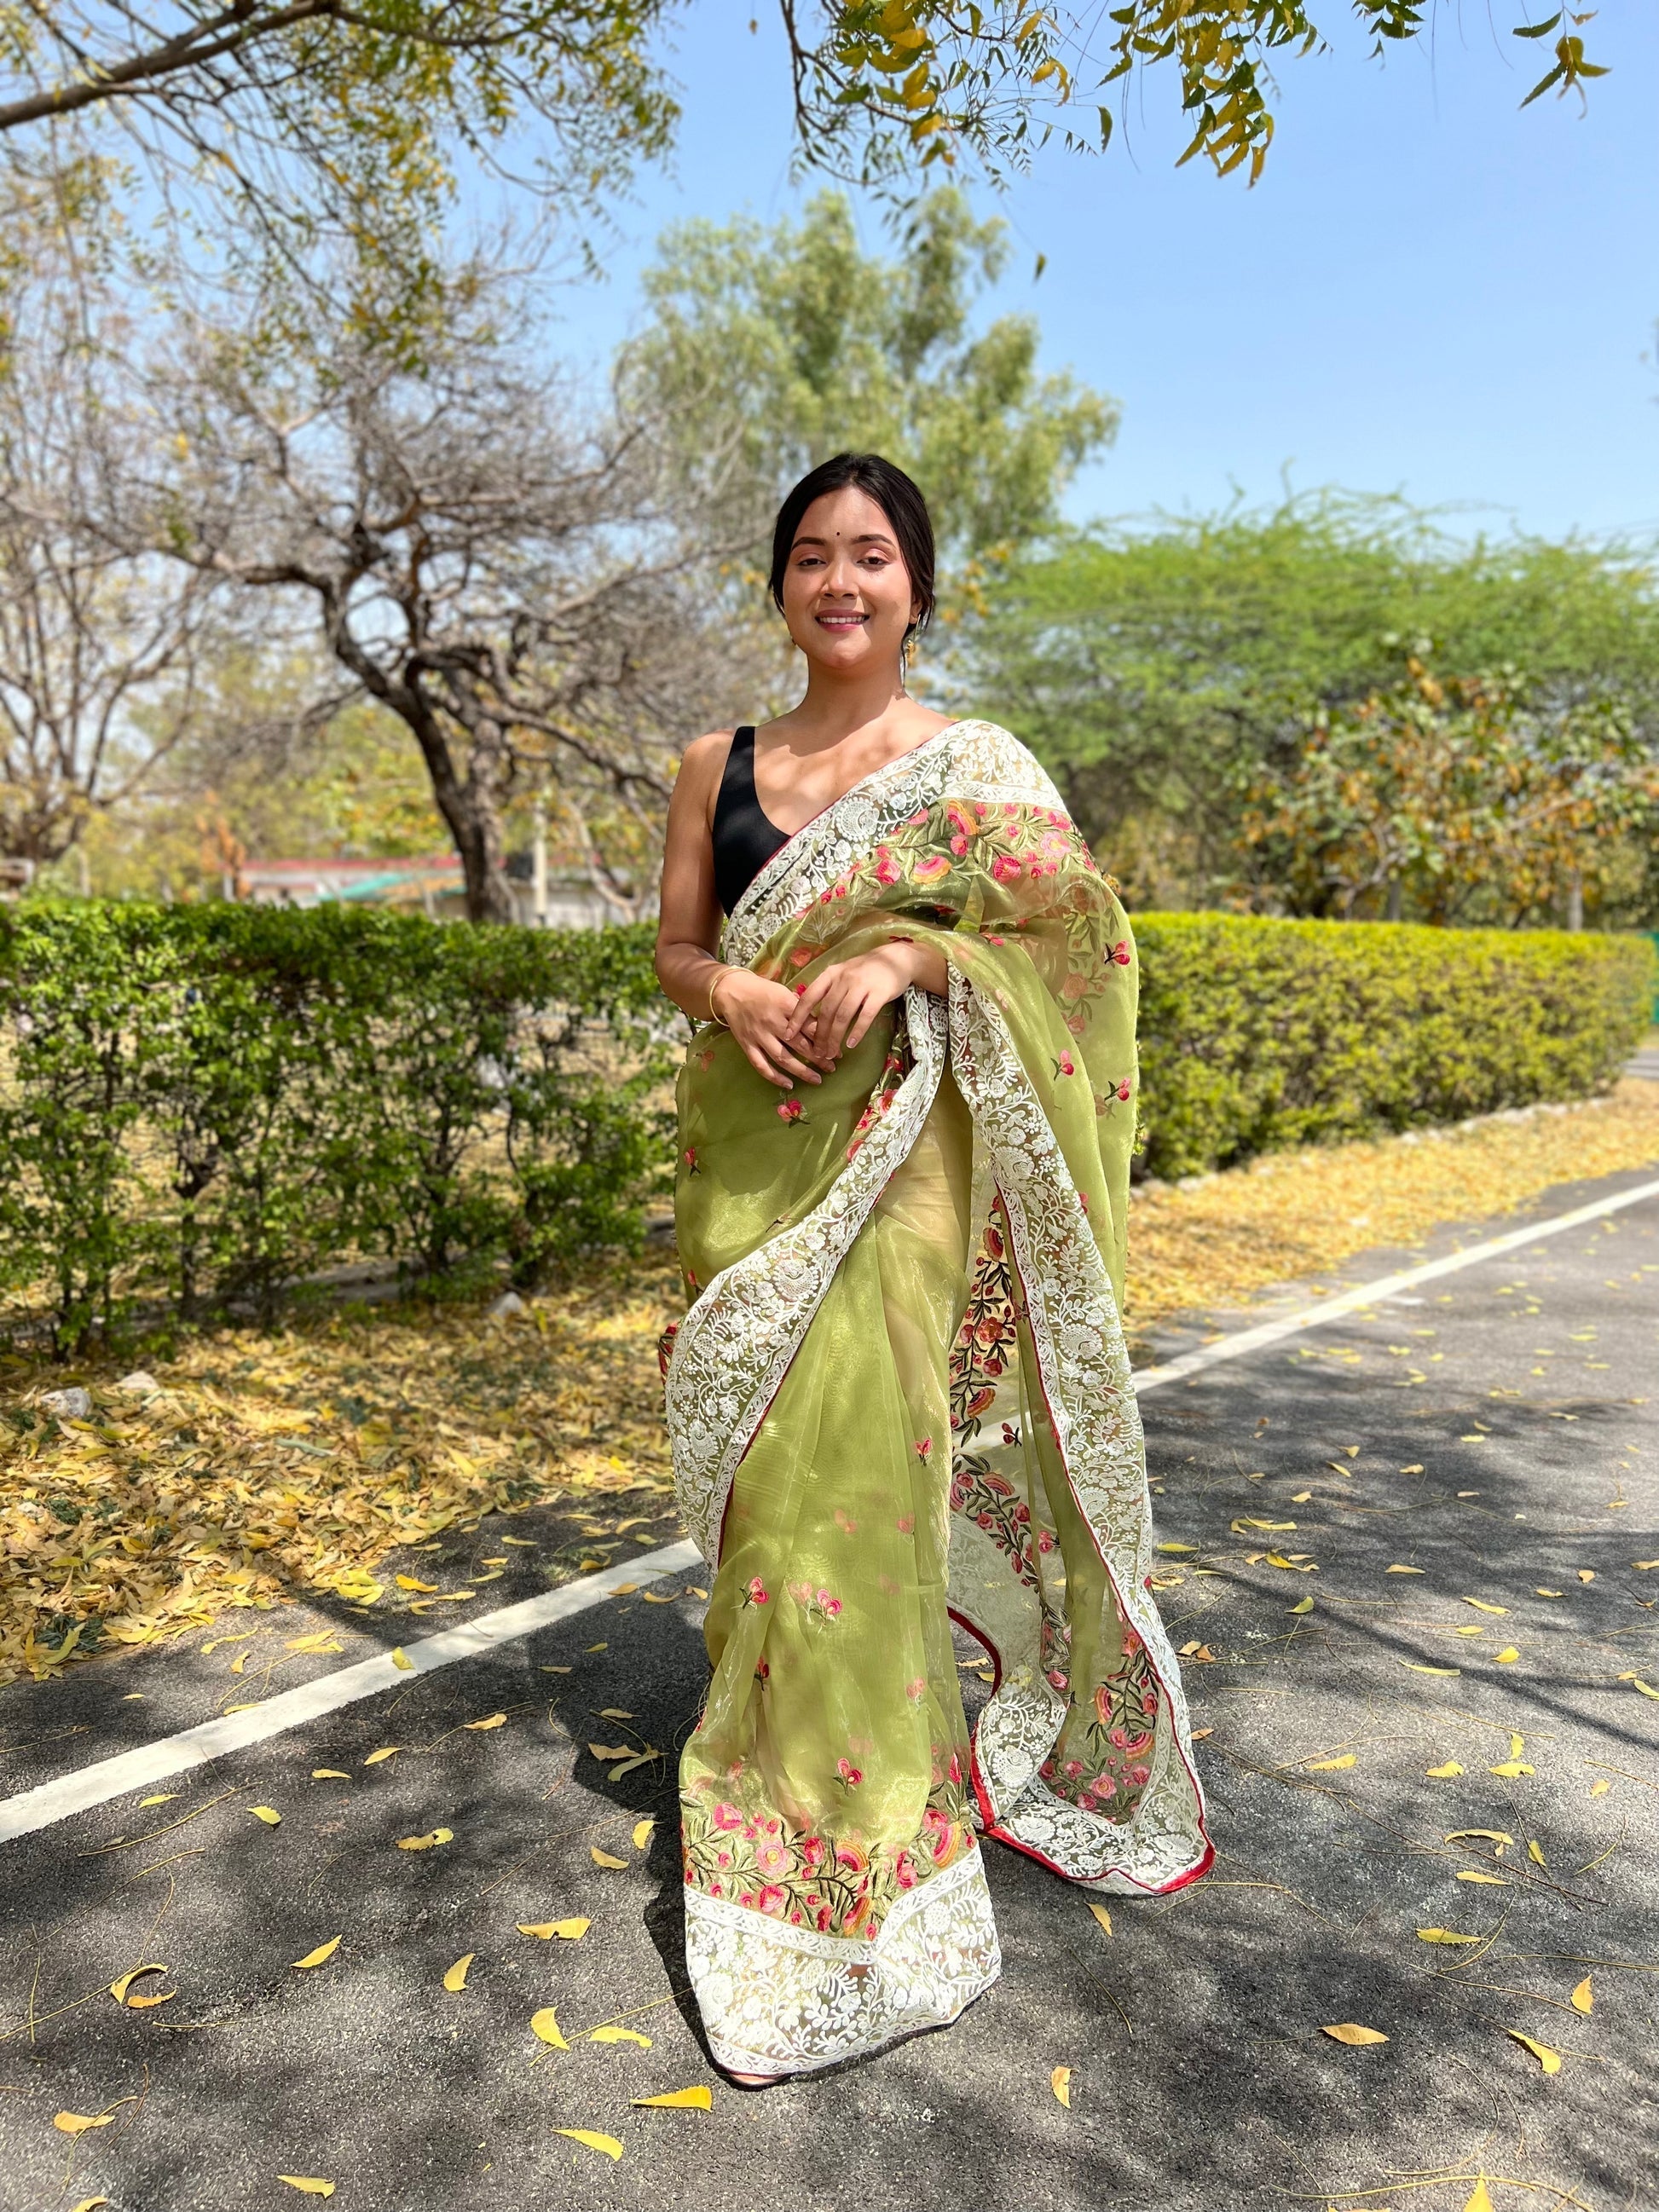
top-left (945, 967), bottom-right (1211, 1896)
top-left (722, 719), bottom-right (1065, 971)
top-left (666, 987), bottom-right (948, 1562)
top-left (684, 1847), bottom-right (1001, 2076)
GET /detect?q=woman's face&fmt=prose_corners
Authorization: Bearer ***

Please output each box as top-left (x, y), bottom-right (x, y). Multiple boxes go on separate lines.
top-left (778, 485), bottom-right (919, 676)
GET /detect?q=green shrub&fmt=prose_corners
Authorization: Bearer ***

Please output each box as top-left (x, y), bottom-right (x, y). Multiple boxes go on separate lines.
top-left (0, 903), bottom-right (678, 1352)
top-left (1132, 914), bottom-right (1656, 1181)
top-left (3, 902), bottom-right (1650, 1351)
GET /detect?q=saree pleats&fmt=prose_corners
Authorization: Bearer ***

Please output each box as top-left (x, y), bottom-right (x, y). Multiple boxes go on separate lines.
top-left (667, 719), bottom-right (1211, 2075)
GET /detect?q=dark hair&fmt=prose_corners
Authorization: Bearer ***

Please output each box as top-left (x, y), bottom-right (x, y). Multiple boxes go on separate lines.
top-left (768, 452), bottom-right (936, 646)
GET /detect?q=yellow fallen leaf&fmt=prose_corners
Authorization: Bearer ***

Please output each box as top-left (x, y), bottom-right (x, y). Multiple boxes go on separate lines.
top-left (1447, 1829), bottom-right (1512, 1845)
top-left (591, 1846), bottom-right (627, 1869)
top-left (69, 2199), bottom-right (112, 2210)
top-left (1535, 1588), bottom-right (1563, 1597)
top-left (230, 1650), bottom-right (251, 1674)
top-left (278, 2180), bottom-right (337, 2198)
top-left (1506, 2030), bottom-right (1560, 2073)
top-left (137, 1793), bottom-right (177, 1808)
top-left (1087, 1902), bottom-right (1112, 1937)
top-left (687, 1587), bottom-right (708, 1600)
top-left (1494, 1646), bottom-right (1519, 1664)
top-left (1630, 1678), bottom-right (1659, 1701)
top-left (443, 1954), bottom-right (474, 1993)
top-left (1050, 2065), bottom-right (1072, 2106)
top-left (1417, 1928), bottom-right (1480, 1944)
top-left (587, 1743), bottom-right (632, 1761)
top-left (531, 2006), bottom-right (569, 2048)
top-left (248, 1805), bottom-right (281, 1825)
top-left (518, 1918), bottom-right (590, 1941)
top-left (1570, 1975), bottom-right (1593, 2015)
top-left (312, 1769), bottom-right (350, 1781)
top-left (55, 2113), bottom-right (114, 2134)
top-left (1233, 1517), bottom-right (1297, 1532)
top-left (503, 1535), bottom-right (536, 1545)
top-left (554, 2130), bottom-right (622, 2161)
top-left (1590, 1778), bottom-right (1611, 1797)
top-left (633, 2087), bottom-right (713, 2109)
top-left (1319, 2023), bottom-right (1388, 2045)
top-left (396, 1576), bottom-right (438, 1592)
top-left (599, 1708), bottom-right (634, 1719)
top-left (633, 1818), bottom-right (656, 1850)
top-left (1425, 1762), bottom-right (1464, 1778)
top-left (1291, 1490), bottom-right (1313, 1502)
top-left (390, 1648), bottom-right (413, 1671)
top-left (641, 1591), bottom-right (676, 1603)
top-left (1465, 2180), bottom-right (1494, 2212)
top-left (363, 1747), bottom-right (399, 1765)
top-left (1304, 1753), bottom-right (1356, 1771)
top-left (110, 1963), bottom-right (168, 2005)
top-left (1460, 1597), bottom-right (1509, 1615)
top-left (1634, 1561), bottom-right (1659, 1572)
top-left (128, 1990), bottom-right (175, 2009)
top-left (590, 2026), bottom-right (652, 2047)
top-left (291, 1937), bottom-right (341, 1970)
top-left (1154, 1542), bottom-right (1198, 1555)
top-left (1456, 1871), bottom-right (1506, 1885)
top-left (396, 1828), bottom-right (453, 1851)
top-left (1527, 1839), bottom-right (1546, 1867)
top-left (1402, 1663), bottom-right (1459, 1676)
top-left (1488, 1761), bottom-right (1535, 1777)
top-left (465, 1714), bottom-right (507, 1731)
top-left (1385, 1564), bottom-right (1425, 1574)
top-left (286, 1632), bottom-right (344, 1655)
top-left (1577, 1569), bottom-right (1595, 1583)
top-left (1399, 1464), bottom-right (1424, 1475)
top-left (1289, 1597), bottom-right (1314, 1614)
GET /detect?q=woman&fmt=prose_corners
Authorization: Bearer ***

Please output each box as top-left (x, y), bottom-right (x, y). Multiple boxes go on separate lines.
top-left (653, 453), bottom-right (1210, 2085)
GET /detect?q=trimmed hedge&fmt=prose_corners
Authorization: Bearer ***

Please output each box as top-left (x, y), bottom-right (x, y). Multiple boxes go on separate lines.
top-left (0, 903), bottom-right (678, 1354)
top-left (1, 903), bottom-right (1651, 1351)
top-left (1132, 914), bottom-right (1655, 1180)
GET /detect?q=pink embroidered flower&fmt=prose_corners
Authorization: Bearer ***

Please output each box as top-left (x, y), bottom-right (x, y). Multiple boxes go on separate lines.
top-left (986, 933), bottom-right (1005, 945)
top-left (756, 1884), bottom-right (789, 1916)
top-left (777, 1098), bottom-right (804, 1122)
top-left (947, 1751), bottom-right (962, 1786)
top-left (1111, 939), bottom-right (1131, 966)
top-left (1127, 1763), bottom-right (1152, 1788)
top-left (874, 847), bottom-right (903, 886)
top-left (745, 1577), bottom-right (769, 1606)
top-left (905, 1676), bottom-right (927, 1701)
top-left (682, 1146), bottom-right (699, 1171)
top-left (1078, 1791), bottom-right (1098, 1813)
top-left (835, 1841), bottom-right (868, 1872)
top-left (754, 1838), bottom-right (791, 1877)
top-left (991, 854), bottom-right (1023, 882)
top-left (915, 1435), bottom-right (933, 1460)
top-left (1047, 1667), bottom-right (1068, 1692)
top-left (1117, 1077), bottom-right (1132, 1101)
top-left (834, 1508), bottom-right (858, 1534)
top-left (894, 1852), bottom-right (918, 1891)
top-left (1109, 1727), bottom-right (1130, 1749)
top-left (712, 1802), bottom-right (743, 1832)
top-left (895, 1512), bottom-right (915, 1534)
top-left (800, 1834), bottom-right (826, 1872)
top-left (754, 1656), bottom-right (769, 1681)
top-left (1056, 1052), bottom-right (1074, 1076)
top-left (836, 1758), bottom-right (864, 1787)
top-left (912, 852), bottom-right (951, 882)
top-left (1038, 1528), bottom-right (1055, 1554)
top-left (816, 1905), bottom-right (833, 1932)
top-left (1064, 1758), bottom-right (1085, 1779)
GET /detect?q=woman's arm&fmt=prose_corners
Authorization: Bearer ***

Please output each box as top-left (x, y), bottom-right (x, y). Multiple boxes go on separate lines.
top-left (653, 735), bottom-right (826, 1092)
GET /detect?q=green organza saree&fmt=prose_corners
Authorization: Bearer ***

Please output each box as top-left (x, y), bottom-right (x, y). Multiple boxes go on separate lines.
top-left (662, 718), bottom-right (1211, 2076)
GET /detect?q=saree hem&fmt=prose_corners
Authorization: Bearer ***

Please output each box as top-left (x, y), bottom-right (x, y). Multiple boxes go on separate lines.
top-left (683, 1848), bottom-right (1001, 2076)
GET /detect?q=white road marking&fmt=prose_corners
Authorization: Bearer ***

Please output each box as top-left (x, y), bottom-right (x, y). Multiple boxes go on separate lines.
top-left (1131, 1172), bottom-right (1659, 1395)
top-left (0, 1541), bottom-right (702, 1845)
top-left (5, 1170), bottom-right (1657, 1846)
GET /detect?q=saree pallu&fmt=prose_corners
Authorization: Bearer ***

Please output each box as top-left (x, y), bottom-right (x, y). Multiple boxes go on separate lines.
top-left (662, 718), bottom-right (1211, 2076)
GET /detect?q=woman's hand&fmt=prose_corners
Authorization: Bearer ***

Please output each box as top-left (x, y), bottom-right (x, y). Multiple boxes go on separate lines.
top-left (782, 939), bottom-right (946, 1070)
top-left (717, 970), bottom-right (828, 1091)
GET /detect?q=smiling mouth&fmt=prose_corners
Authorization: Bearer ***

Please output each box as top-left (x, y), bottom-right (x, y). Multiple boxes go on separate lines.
top-left (816, 610), bottom-right (868, 630)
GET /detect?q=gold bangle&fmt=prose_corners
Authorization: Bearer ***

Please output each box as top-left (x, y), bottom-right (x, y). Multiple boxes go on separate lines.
top-left (707, 966), bottom-right (733, 1025)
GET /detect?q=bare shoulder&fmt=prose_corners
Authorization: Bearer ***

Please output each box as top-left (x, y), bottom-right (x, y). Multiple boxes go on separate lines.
top-left (672, 729), bottom-right (738, 823)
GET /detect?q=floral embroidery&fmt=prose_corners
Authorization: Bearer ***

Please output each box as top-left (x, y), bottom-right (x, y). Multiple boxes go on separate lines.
top-left (777, 1099), bottom-right (805, 1123)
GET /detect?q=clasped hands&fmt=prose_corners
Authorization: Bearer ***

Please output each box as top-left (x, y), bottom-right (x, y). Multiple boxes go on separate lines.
top-left (714, 939), bottom-right (944, 1091)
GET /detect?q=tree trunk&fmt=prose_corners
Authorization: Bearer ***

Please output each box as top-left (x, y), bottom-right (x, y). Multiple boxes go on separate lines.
top-left (1384, 877), bottom-right (1402, 922)
top-left (1564, 867), bottom-right (1583, 932)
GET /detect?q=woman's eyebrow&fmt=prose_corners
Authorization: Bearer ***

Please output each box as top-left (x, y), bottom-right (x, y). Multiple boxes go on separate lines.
top-left (790, 531), bottom-right (897, 551)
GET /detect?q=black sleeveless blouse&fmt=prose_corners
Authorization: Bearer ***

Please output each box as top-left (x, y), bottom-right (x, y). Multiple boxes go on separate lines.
top-left (712, 725), bottom-right (791, 916)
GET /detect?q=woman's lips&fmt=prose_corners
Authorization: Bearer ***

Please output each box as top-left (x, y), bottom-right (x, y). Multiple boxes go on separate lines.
top-left (816, 613), bottom-right (867, 630)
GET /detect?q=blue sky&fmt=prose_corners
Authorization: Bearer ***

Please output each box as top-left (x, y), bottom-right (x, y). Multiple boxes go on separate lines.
top-left (542, 0), bottom-right (1657, 544)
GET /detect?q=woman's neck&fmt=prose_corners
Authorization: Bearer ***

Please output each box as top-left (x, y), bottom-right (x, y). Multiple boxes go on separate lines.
top-left (780, 661), bottom-right (917, 751)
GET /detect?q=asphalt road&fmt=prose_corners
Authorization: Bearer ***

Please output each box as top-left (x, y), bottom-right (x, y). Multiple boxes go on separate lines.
top-left (2, 1161), bottom-right (1656, 2212)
